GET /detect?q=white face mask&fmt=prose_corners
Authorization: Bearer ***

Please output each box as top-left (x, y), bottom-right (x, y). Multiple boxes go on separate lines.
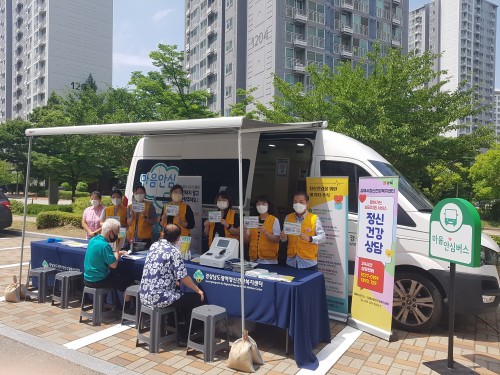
top-left (256, 204), bottom-right (268, 214)
top-left (91, 199), bottom-right (100, 207)
top-left (134, 193), bottom-right (145, 202)
top-left (112, 198), bottom-right (122, 206)
top-left (217, 200), bottom-right (229, 210)
top-left (293, 203), bottom-right (307, 214)
top-left (171, 193), bottom-right (183, 203)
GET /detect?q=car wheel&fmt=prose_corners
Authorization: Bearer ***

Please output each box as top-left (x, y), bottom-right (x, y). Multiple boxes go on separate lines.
top-left (393, 271), bottom-right (443, 332)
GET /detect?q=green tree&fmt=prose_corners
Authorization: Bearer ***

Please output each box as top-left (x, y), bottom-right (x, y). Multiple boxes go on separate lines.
top-left (0, 119), bottom-right (32, 188)
top-left (254, 47), bottom-right (494, 188)
top-left (0, 160), bottom-right (14, 186)
top-left (229, 88), bottom-right (259, 119)
top-left (130, 44), bottom-right (217, 120)
top-left (469, 144), bottom-right (500, 200)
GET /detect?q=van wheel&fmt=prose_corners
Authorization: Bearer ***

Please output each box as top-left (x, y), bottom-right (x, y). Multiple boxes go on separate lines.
top-left (392, 272), bottom-right (443, 332)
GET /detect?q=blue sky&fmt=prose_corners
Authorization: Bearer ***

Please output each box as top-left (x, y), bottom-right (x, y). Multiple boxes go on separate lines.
top-left (112, 0), bottom-right (500, 89)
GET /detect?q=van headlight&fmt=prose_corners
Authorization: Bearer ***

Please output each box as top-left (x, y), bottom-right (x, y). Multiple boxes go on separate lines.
top-left (481, 246), bottom-right (500, 266)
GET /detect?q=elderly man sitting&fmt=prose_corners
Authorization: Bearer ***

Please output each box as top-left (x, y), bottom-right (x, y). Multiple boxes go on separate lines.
top-left (140, 224), bottom-right (204, 346)
top-left (84, 218), bottom-right (133, 309)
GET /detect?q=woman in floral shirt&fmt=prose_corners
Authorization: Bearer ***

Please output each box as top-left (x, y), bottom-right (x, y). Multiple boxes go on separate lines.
top-left (139, 224), bottom-right (204, 346)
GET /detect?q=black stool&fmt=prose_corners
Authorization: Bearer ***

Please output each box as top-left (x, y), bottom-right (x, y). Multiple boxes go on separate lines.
top-left (136, 305), bottom-right (177, 353)
top-left (79, 287), bottom-right (118, 326)
top-left (52, 271), bottom-right (83, 309)
top-left (121, 284), bottom-right (141, 327)
top-left (26, 267), bottom-right (58, 303)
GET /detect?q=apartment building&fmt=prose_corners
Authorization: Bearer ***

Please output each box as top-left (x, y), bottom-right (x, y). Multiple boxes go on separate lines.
top-left (495, 89), bottom-right (500, 139)
top-left (185, 0), bottom-right (409, 116)
top-left (0, 0), bottom-right (113, 122)
top-left (410, 0), bottom-right (497, 137)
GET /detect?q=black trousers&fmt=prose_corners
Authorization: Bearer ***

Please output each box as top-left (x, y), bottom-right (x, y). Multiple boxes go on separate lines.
top-left (84, 271), bottom-right (132, 292)
top-left (168, 292), bottom-right (204, 341)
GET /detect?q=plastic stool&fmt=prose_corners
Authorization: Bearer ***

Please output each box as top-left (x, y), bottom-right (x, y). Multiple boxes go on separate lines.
top-left (26, 267), bottom-right (58, 303)
top-left (136, 305), bottom-right (177, 353)
top-left (52, 271), bottom-right (83, 309)
top-left (121, 284), bottom-right (141, 327)
top-left (79, 287), bottom-right (117, 326)
top-left (187, 305), bottom-right (229, 362)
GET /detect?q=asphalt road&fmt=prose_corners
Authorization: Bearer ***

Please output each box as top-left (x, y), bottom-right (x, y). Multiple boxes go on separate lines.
top-left (0, 335), bottom-right (104, 375)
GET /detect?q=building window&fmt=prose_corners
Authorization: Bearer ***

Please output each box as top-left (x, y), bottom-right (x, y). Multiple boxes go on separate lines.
top-left (226, 17), bottom-right (233, 31)
top-left (225, 40), bottom-right (233, 53)
top-left (226, 0), bottom-right (233, 9)
top-left (224, 85), bottom-right (232, 97)
top-left (225, 62), bottom-right (233, 75)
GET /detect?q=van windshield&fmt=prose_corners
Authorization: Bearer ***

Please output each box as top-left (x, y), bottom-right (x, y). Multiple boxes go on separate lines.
top-left (369, 160), bottom-right (433, 212)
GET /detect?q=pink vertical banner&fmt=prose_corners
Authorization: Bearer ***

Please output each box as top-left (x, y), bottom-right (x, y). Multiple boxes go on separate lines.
top-left (349, 176), bottom-right (399, 340)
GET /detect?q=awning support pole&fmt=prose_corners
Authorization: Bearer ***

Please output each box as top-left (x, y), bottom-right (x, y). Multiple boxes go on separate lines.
top-left (237, 129), bottom-right (245, 334)
top-left (19, 136), bottom-right (33, 284)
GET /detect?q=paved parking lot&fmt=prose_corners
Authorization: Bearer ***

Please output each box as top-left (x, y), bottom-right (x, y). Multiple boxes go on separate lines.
top-left (0, 231), bottom-right (498, 374)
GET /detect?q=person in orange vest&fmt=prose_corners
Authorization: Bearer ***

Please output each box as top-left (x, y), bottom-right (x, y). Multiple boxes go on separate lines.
top-left (244, 196), bottom-right (281, 264)
top-left (158, 184), bottom-right (195, 237)
top-left (280, 191), bottom-right (325, 270)
top-left (126, 185), bottom-right (156, 248)
top-left (203, 191), bottom-right (240, 248)
top-left (100, 189), bottom-right (127, 228)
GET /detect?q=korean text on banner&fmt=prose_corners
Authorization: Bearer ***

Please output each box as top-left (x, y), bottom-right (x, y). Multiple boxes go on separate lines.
top-left (350, 176), bottom-right (399, 339)
top-left (307, 177), bottom-right (349, 321)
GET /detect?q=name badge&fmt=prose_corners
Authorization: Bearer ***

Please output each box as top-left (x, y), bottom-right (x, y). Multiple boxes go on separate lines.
top-left (132, 202), bottom-right (145, 213)
top-left (208, 211), bottom-right (221, 223)
top-left (283, 222), bottom-right (301, 235)
top-left (166, 205), bottom-right (179, 216)
top-left (244, 216), bottom-right (259, 229)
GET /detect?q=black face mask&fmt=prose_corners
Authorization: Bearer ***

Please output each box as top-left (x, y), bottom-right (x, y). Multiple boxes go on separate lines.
top-left (109, 231), bottom-right (118, 243)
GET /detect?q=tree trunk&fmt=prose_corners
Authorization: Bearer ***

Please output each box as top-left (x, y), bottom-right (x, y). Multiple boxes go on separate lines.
top-left (48, 178), bottom-right (59, 205)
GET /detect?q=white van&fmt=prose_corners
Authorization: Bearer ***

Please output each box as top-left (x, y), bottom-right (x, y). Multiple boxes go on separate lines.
top-left (124, 119), bottom-right (500, 332)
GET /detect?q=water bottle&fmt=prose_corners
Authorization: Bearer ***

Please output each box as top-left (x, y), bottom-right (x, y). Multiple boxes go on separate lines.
top-left (129, 238), bottom-right (134, 252)
top-left (185, 249), bottom-right (191, 261)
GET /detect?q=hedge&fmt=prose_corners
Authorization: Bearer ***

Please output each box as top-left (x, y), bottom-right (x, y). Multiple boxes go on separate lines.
top-left (10, 201), bottom-right (73, 215)
top-left (72, 196), bottom-right (112, 215)
top-left (36, 211), bottom-right (82, 229)
top-left (490, 235), bottom-right (500, 247)
top-left (10, 200), bottom-right (24, 214)
top-left (59, 191), bottom-right (88, 200)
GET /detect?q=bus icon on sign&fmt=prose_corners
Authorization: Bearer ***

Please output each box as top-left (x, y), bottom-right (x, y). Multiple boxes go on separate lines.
top-left (444, 209), bottom-right (458, 226)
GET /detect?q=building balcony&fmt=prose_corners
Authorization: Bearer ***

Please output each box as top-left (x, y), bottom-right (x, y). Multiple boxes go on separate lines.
top-left (206, 47), bottom-right (215, 56)
top-left (206, 3), bottom-right (217, 16)
top-left (392, 13), bottom-right (402, 25)
top-left (340, 22), bottom-right (353, 34)
top-left (286, 6), bottom-right (307, 23)
top-left (393, 0), bottom-right (401, 4)
top-left (391, 37), bottom-right (401, 47)
top-left (341, 0), bottom-right (354, 11)
top-left (340, 45), bottom-right (353, 58)
top-left (293, 34), bottom-right (307, 47)
top-left (186, 43), bottom-right (190, 51)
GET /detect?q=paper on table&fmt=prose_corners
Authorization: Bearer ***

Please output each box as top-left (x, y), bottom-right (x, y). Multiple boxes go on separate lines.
top-left (122, 254), bottom-right (146, 260)
top-left (60, 241), bottom-right (87, 248)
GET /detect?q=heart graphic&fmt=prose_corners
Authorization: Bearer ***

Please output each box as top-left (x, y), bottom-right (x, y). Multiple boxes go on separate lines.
top-left (334, 195), bottom-right (343, 204)
top-left (448, 238), bottom-right (452, 241)
top-left (359, 194), bottom-right (367, 203)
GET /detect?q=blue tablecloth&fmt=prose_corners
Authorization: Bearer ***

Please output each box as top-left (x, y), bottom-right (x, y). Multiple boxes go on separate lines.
top-left (30, 240), bottom-right (331, 369)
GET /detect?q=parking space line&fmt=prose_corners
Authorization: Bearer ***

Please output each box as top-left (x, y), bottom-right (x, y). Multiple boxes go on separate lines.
top-left (0, 262), bottom-right (29, 269)
top-left (64, 323), bottom-right (133, 350)
top-left (0, 246), bottom-right (23, 251)
top-left (297, 325), bottom-right (362, 375)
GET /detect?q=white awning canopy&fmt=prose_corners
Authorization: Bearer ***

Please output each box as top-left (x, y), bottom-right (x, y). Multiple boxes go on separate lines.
top-left (25, 117), bottom-right (327, 137)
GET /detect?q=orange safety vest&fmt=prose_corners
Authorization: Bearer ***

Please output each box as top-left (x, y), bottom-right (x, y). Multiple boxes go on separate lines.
top-left (285, 212), bottom-right (318, 260)
top-left (127, 201), bottom-right (153, 241)
top-left (208, 209), bottom-right (238, 247)
top-left (248, 215), bottom-right (279, 261)
top-left (104, 205), bottom-right (127, 228)
top-left (161, 202), bottom-right (190, 237)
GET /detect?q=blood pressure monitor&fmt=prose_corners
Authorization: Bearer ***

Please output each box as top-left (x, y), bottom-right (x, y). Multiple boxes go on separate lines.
top-left (200, 237), bottom-right (239, 268)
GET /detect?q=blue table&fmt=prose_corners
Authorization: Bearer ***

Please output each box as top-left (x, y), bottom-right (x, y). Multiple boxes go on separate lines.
top-left (31, 240), bottom-right (331, 369)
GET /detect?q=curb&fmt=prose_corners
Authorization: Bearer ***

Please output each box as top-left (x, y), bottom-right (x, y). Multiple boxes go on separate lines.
top-left (0, 228), bottom-right (83, 240)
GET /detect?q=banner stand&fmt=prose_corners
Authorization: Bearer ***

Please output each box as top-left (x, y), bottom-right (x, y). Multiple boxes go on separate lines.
top-left (330, 312), bottom-right (348, 323)
top-left (347, 317), bottom-right (396, 342)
